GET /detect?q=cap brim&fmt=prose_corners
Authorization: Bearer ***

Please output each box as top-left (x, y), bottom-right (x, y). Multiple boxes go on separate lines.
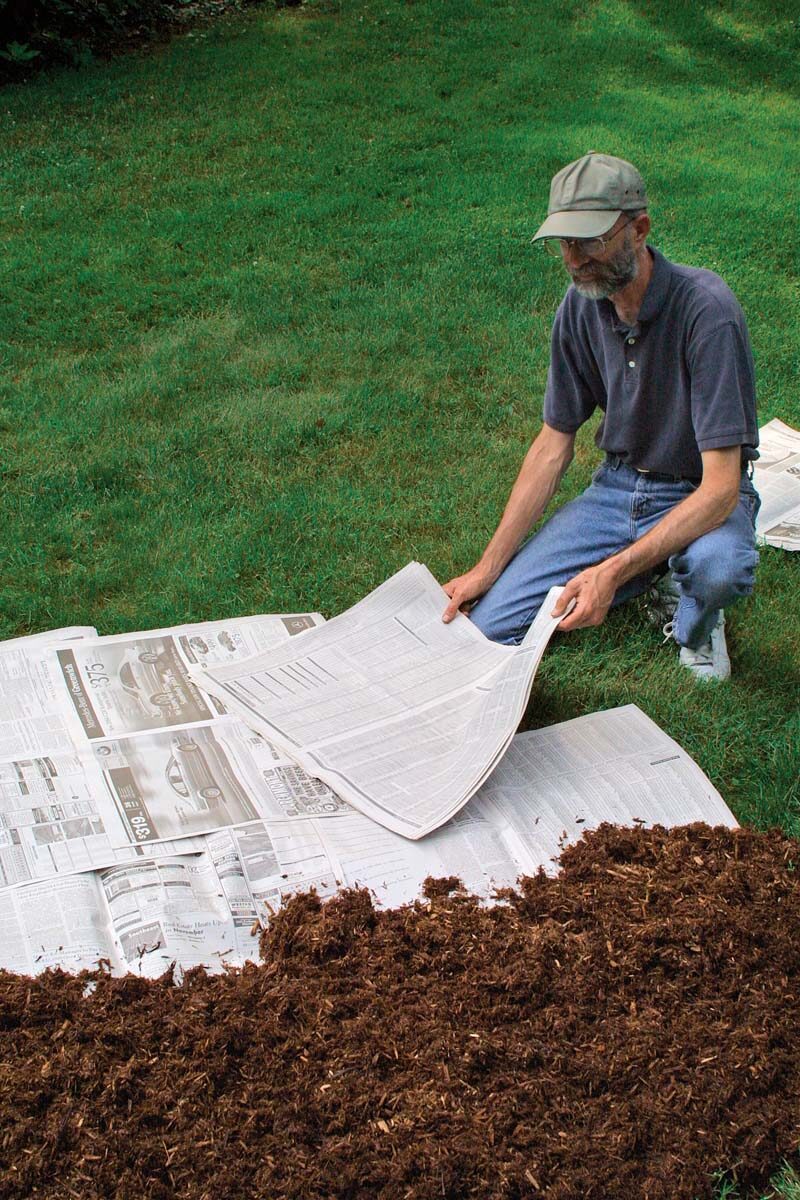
top-left (531, 209), bottom-right (621, 242)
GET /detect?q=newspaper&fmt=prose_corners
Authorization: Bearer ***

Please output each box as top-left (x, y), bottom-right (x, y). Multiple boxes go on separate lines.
top-left (0, 640), bottom-right (103, 762)
top-left (0, 852), bottom-right (259, 977)
top-left (0, 873), bottom-right (119, 975)
top-left (0, 625), bottom-right (97, 761)
top-left (0, 703), bottom-right (735, 977)
top-left (91, 716), bottom-right (349, 850)
top-left (753, 418), bottom-right (800, 550)
top-left (0, 817), bottom-right (345, 977)
top-left (193, 563), bottom-right (566, 840)
top-left (470, 703), bottom-right (736, 878)
top-left (0, 748), bottom-right (203, 889)
top-left (40, 612), bottom-right (325, 748)
top-left (0, 713), bottom-right (349, 891)
top-left (0, 613), bottom-right (349, 890)
top-left (290, 703), bottom-right (736, 906)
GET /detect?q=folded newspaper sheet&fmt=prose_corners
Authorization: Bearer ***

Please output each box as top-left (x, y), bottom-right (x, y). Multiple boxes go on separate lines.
top-left (753, 418), bottom-right (800, 550)
top-left (192, 562), bottom-right (567, 840)
top-left (0, 704), bottom-right (737, 977)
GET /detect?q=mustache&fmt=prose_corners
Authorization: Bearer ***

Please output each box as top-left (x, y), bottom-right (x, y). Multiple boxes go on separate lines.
top-left (568, 245), bottom-right (638, 296)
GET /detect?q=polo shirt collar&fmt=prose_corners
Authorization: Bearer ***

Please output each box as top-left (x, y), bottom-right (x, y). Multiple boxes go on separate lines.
top-left (604, 245), bottom-right (672, 333)
top-left (636, 246), bottom-right (672, 323)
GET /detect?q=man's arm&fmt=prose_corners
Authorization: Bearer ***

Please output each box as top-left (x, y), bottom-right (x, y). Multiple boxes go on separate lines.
top-left (552, 446), bottom-right (743, 631)
top-left (442, 424), bottom-right (576, 623)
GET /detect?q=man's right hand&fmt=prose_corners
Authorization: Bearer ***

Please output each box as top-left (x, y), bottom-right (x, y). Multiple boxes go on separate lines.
top-left (441, 567), bottom-right (496, 624)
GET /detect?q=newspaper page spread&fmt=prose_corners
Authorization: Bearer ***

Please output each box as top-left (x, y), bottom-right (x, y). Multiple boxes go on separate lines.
top-left (193, 562), bottom-right (566, 840)
top-left (0, 748), bottom-right (203, 890)
top-left (0, 820), bottom-right (345, 978)
top-left (0, 873), bottom-right (123, 975)
top-left (210, 819), bottom-right (344, 922)
top-left (0, 848), bottom-right (265, 979)
top-left (0, 613), bottom-right (341, 889)
top-left (472, 703), bottom-right (737, 876)
top-left (0, 641), bottom-right (101, 762)
top-left (753, 418), bottom-right (800, 550)
top-left (0, 614), bottom-right (323, 765)
top-left (0, 626), bottom-right (97, 762)
top-left (0, 704), bottom-right (736, 977)
top-left (97, 853), bottom-right (262, 977)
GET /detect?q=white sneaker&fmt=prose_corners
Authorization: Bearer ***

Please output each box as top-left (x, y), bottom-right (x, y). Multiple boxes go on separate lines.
top-left (678, 611), bottom-right (731, 682)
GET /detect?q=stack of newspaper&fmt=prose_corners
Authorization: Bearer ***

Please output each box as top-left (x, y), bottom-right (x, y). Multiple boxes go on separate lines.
top-left (753, 418), bottom-right (800, 551)
top-left (0, 563), bottom-right (736, 979)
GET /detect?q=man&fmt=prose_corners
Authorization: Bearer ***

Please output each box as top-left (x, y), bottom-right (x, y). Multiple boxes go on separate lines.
top-left (442, 152), bottom-right (760, 681)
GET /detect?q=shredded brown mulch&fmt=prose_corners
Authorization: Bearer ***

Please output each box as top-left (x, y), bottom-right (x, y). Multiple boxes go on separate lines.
top-left (2, 823), bottom-right (800, 1200)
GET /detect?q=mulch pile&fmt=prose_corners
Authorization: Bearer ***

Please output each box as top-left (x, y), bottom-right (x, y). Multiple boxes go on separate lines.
top-left (2, 823), bottom-right (800, 1200)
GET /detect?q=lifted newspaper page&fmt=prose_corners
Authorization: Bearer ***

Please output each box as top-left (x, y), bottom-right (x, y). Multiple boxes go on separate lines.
top-left (193, 563), bottom-right (565, 840)
top-left (270, 703), bottom-right (737, 906)
top-left (217, 703), bottom-right (737, 916)
top-left (753, 418), bottom-right (800, 550)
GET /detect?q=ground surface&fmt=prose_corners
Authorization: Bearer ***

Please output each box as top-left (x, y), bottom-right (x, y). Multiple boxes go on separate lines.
top-left (2, 0), bottom-right (798, 835)
top-left (2, 823), bottom-right (799, 1200)
top-left (1, 3), bottom-right (799, 1195)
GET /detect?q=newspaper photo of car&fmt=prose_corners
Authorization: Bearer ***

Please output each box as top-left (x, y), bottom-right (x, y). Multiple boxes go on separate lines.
top-left (166, 734), bottom-right (228, 817)
top-left (94, 725), bottom-right (261, 844)
top-left (117, 650), bottom-right (175, 719)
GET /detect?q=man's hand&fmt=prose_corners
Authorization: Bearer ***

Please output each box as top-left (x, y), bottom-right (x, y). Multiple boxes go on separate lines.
top-left (440, 425), bottom-right (576, 627)
top-left (551, 447), bottom-right (744, 633)
top-left (550, 561), bottom-right (620, 631)
top-left (442, 566), bottom-right (496, 624)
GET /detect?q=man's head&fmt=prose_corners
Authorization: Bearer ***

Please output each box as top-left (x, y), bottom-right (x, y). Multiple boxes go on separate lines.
top-left (533, 153), bottom-right (651, 299)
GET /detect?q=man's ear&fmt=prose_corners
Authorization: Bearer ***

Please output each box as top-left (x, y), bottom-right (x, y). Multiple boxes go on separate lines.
top-left (634, 212), bottom-right (651, 245)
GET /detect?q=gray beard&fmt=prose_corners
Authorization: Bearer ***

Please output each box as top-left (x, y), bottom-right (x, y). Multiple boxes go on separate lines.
top-left (571, 239), bottom-right (638, 300)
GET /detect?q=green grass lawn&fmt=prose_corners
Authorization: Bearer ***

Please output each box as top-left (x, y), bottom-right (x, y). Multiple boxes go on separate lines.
top-left (1, 0), bottom-right (799, 1192)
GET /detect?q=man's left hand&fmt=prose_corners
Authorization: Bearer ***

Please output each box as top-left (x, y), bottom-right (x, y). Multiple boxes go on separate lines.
top-left (551, 562), bottom-right (620, 631)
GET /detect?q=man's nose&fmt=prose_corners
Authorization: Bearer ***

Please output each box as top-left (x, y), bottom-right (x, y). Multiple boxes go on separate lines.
top-left (563, 241), bottom-right (590, 268)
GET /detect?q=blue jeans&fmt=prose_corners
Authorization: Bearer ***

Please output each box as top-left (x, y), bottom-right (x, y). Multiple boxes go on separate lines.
top-left (469, 459), bottom-right (761, 648)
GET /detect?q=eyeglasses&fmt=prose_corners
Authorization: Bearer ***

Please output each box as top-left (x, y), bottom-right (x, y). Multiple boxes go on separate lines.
top-left (542, 216), bottom-right (636, 259)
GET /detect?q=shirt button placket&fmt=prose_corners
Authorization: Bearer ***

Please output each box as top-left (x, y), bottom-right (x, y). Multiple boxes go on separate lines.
top-left (622, 332), bottom-right (637, 388)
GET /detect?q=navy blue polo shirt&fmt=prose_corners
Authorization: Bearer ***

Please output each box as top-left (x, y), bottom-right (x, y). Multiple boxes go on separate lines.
top-left (543, 246), bottom-right (759, 480)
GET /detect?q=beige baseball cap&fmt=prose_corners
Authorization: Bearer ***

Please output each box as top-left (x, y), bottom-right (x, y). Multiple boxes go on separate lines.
top-left (532, 152), bottom-right (648, 241)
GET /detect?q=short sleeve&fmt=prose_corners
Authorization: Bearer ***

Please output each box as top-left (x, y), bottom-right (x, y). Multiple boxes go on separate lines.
top-left (543, 299), bottom-right (600, 432)
top-left (688, 320), bottom-right (758, 453)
